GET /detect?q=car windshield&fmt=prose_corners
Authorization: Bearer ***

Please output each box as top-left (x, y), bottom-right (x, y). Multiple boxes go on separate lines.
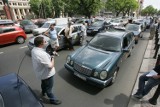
top-left (126, 24), bottom-right (139, 31)
top-left (92, 21), bottom-right (104, 26)
top-left (89, 34), bottom-right (121, 52)
top-left (41, 23), bottom-right (50, 28)
top-left (21, 20), bottom-right (34, 25)
top-left (0, 94), bottom-right (4, 107)
top-left (55, 27), bottom-right (63, 34)
top-left (111, 19), bottom-right (120, 23)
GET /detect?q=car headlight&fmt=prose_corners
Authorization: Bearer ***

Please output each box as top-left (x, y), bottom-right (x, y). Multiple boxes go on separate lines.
top-left (70, 60), bottom-right (74, 66)
top-left (66, 56), bottom-right (71, 64)
top-left (99, 71), bottom-right (107, 80)
top-left (93, 72), bottom-right (99, 77)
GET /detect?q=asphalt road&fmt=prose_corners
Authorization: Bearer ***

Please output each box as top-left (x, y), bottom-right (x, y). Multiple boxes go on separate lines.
top-left (0, 32), bottom-right (149, 107)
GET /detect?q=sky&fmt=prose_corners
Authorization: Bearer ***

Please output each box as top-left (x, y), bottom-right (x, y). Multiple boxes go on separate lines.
top-left (143, 0), bottom-right (160, 10)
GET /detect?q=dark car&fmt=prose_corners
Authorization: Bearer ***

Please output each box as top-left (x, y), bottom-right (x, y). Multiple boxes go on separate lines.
top-left (20, 20), bottom-right (38, 33)
top-left (87, 20), bottom-right (112, 36)
top-left (0, 73), bottom-right (44, 107)
top-left (65, 30), bottom-right (135, 88)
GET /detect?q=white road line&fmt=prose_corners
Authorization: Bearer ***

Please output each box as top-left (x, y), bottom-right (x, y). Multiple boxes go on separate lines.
top-left (0, 52), bottom-right (4, 54)
top-left (19, 46), bottom-right (27, 49)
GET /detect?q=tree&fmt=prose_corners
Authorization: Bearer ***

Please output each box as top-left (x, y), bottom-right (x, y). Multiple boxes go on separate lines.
top-left (141, 5), bottom-right (157, 16)
top-left (105, 0), bottom-right (138, 17)
top-left (71, 0), bottom-right (105, 18)
top-left (29, 0), bottom-right (40, 17)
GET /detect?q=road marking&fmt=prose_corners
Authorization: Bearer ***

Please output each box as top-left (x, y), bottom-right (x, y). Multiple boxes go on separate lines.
top-left (0, 52), bottom-right (4, 54)
top-left (19, 46), bottom-right (27, 49)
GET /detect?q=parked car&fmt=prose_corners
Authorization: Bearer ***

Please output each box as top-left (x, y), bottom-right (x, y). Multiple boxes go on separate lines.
top-left (0, 20), bottom-right (14, 26)
top-left (64, 30), bottom-right (135, 88)
top-left (125, 23), bottom-right (143, 44)
top-left (0, 73), bottom-right (44, 107)
top-left (28, 24), bottom-right (83, 54)
top-left (87, 20), bottom-right (112, 36)
top-left (110, 19), bottom-right (124, 27)
top-left (20, 20), bottom-right (38, 33)
top-left (32, 18), bottom-right (68, 36)
top-left (133, 19), bottom-right (146, 31)
top-left (0, 26), bottom-right (27, 45)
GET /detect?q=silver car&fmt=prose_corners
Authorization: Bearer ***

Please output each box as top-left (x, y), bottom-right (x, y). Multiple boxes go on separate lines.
top-left (28, 24), bottom-right (83, 53)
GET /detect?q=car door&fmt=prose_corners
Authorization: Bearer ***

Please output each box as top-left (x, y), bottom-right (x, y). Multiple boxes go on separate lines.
top-left (0, 28), bottom-right (16, 45)
top-left (71, 25), bottom-right (80, 44)
top-left (58, 28), bottom-right (66, 49)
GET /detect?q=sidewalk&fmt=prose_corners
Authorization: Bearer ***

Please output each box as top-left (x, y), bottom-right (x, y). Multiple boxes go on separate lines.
top-left (128, 39), bottom-right (160, 107)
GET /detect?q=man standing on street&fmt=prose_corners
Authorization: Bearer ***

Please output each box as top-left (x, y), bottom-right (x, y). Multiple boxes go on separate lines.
top-left (44, 23), bottom-right (59, 56)
top-left (31, 36), bottom-right (61, 105)
top-left (64, 22), bottom-right (74, 50)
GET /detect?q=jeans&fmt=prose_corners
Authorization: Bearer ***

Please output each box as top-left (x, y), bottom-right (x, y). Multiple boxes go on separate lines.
top-left (65, 37), bottom-right (74, 50)
top-left (41, 76), bottom-right (57, 101)
top-left (136, 72), bottom-right (160, 96)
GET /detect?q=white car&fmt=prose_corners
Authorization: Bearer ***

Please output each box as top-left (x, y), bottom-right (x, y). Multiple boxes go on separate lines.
top-left (32, 18), bottom-right (68, 36)
top-left (28, 24), bottom-right (83, 54)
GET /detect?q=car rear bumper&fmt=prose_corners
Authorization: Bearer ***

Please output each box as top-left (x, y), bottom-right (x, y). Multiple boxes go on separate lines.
top-left (64, 63), bottom-right (112, 88)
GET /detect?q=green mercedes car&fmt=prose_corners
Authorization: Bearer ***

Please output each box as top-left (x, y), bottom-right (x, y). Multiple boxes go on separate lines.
top-left (65, 30), bottom-right (135, 88)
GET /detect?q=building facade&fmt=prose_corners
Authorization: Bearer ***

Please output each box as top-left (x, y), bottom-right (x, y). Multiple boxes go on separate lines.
top-left (0, 0), bottom-right (31, 20)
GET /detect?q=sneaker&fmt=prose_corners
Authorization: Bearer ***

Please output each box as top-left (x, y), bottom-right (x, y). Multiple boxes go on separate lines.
top-left (53, 51), bottom-right (59, 56)
top-left (50, 100), bottom-right (62, 105)
top-left (132, 93), bottom-right (143, 99)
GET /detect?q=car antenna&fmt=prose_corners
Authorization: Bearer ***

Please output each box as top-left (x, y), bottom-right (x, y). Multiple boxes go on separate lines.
top-left (16, 53), bottom-right (27, 87)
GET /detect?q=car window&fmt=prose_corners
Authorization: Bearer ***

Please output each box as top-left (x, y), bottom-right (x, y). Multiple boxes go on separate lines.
top-left (92, 21), bottom-right (104, 26)
top-left (72, 26), bottom-right (78, 33)
top-left (126, 33), bottom-right (134, 45)
top-left (2, 28), bottom-right (16, 33)
top-left (89, 35), bottom-right (121, 52)
top-left (123, 37), bottom-right (129, 48)
top-left (41, 23), bottom-right (50, 28)
top-left (0, 94), bottom-right (4, 107)
top-left (126, 24), bottom-right (139, 31)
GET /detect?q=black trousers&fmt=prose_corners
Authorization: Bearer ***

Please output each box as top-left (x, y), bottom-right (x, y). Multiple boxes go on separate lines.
top-left (65, 37), bottom-right (74, 50)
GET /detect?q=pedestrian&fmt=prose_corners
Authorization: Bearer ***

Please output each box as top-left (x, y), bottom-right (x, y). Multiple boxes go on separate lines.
top-left (44, 23), bottom-right (59, 56)
top-left (80, 22), bottom-right (87, 45)
top-left (31, 36), bottom-right (61, 105)
top-left (148, 84), bottom-right (160, 105)
top-left (132, 65), bottom-right (160, 99)
top-left (149, 21), bottom-right (156, 40)
top-left (64, 22), bottom-right (74, 50)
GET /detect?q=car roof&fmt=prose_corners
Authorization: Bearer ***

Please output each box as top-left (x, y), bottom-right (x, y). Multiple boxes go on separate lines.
top-left (99, 30), bottom-right (129, 39)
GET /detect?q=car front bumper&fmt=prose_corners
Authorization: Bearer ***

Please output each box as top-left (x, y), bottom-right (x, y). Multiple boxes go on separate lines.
top-left (64, 63), bottom-right (112, 88)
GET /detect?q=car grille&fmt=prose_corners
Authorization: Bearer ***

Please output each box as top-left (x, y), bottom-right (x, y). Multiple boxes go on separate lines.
top-left (74, 63), bottom-right (92, 76)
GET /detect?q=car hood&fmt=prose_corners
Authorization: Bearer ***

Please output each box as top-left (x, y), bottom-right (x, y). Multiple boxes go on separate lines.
top-left (33, 28), bottom-right (48, 33)
top-left (88, 26), bottom-right (100, 30)
top-left (74, 46), bottom-right (119, 69)
top-left (24, 25), bottom-right (37, 29)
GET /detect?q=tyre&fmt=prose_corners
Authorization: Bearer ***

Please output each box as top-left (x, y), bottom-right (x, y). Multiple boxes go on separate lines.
top-left (16, 36), bottom-right (25, 44)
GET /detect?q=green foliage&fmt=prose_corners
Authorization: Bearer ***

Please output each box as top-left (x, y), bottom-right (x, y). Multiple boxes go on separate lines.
top-left (105, 0), bottom-right (138, 16)
top-left (141, 5), bottom-right (157, 16)
top-left (30, 0), bottom-right (105, 18)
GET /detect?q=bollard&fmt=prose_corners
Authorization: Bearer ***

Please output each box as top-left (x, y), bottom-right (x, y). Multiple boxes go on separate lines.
top-left (148, 84), bottom-right (160, 105)
top-left (153, 45), bottom-right (160, 59)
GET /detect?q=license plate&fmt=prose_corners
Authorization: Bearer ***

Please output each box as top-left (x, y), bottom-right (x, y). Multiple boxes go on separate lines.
top-left (74, 72), bottom-right (86, 81)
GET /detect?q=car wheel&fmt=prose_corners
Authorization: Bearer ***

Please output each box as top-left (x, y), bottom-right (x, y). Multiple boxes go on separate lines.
top-left (16, 36), bottom-right (25, 44)
top-left (109, 69), bottom-right (118, 85)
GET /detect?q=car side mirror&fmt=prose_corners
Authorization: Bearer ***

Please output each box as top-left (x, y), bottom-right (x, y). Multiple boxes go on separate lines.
top-left (123, 48), bottom-right (129, 52)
